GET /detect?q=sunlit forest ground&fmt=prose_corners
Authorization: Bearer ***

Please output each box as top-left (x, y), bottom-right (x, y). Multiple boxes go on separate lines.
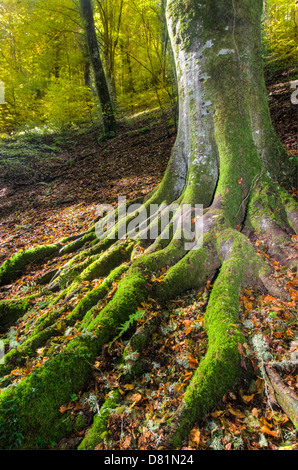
top-left (0, 64), bottom-right (297, 450)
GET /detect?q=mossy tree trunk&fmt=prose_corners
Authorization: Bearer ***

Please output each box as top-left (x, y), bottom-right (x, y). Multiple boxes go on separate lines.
top-left (0, 0), bottom-right (297, 450)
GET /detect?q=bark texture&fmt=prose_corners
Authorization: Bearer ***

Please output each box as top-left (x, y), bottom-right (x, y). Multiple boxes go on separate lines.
top-left (0, 0), bottom-right (297, 450)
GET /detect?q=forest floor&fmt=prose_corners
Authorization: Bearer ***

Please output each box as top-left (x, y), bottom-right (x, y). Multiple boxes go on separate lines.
top-left (0, 68), bottom-right (297, 451)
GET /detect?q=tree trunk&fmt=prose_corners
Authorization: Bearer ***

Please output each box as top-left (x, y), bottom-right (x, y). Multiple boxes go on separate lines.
top-left (0, 0), bottom-right (297, 450)
top-left (79, 0), bottom-right (117, 135)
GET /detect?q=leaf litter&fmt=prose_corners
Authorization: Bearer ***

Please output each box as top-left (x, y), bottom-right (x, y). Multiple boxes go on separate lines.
top-left (0, 88), bottom-right (297, 450)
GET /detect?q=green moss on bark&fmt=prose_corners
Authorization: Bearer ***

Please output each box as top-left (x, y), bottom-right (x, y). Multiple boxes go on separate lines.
top-left (0, 296), bottom-right (35, 333)
top-left (68, 263), bottom-right (129, 327)
top-left (0, 334), bottom-right (97, 449)
top-left (168, 230), bottom-right (261, 447)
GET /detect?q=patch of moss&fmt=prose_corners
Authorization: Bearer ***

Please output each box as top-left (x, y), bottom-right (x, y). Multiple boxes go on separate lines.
top-left (0, 335), bottom-right (97, 449)
top-left (70, 263), bottom-right (129, 327)
top-left (77, 389), bottom-right (120, 450)
top-left (0, 296), bottom-right (35, 333)
top-left (0, 244), bottom-right (61, 286)
top-left (59, 230), bottom-right (96, 255)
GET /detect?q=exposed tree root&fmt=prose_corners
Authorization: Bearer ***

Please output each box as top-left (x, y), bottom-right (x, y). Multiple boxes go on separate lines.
top-left (164, 229), bottom-right (267, 447)
top-left (78, 311), bottom-right (163, 450)
top-left (0, 174), bottom-right (297, 449)
top-left (0, 295), bottom-right (36, 334)
top-left (265, 365), bottom-right (298, 431)
top-left (0, 244), bottom-right (62, 287)
top-left (77, 389), bottom-right (121, 450)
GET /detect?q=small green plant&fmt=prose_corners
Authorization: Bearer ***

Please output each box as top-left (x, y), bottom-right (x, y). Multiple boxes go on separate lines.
top-left (108, 309), bottom-right (146, 355)
top-left (116, 309), bottom-right (145, 340)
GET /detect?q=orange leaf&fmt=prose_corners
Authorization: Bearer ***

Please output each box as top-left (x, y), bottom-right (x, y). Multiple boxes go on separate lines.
top-left (59, 402), bottom-right (73, 413)
top-left (188, 354), bottom-right (199, 369)
top-left (124, 383), bottom-right (135, 390)
top-left (260, 425), bottom-right (278, 437)
top-left (10, 368), bottom-right (24, 377)
top-left (256, 377), bottom-right (265, 394)
top-left (183, 371), bottom-right (193, 381)
top-left (263, 295), bottom-right (277, 303)
top-left (237, 342), bottom-right (245, 355)
top-left (211, 410), bottom-right (225, 418)
top-left (289, 288), bottom-right (298, 301)
top-left (228, 407), bottom-right (245, 418)
top-left (127, 393), bottom-right (142, 403)
top-left (121, 435), bottom-right (132, 450)
top-left (242, 394), bottom-right (255, 403)
top-left (244, 301), bottom-right (253, 311)
top-left (74, 402), bottom-right (83, 410)
top-left (189, 428), bottom-right (201, 446)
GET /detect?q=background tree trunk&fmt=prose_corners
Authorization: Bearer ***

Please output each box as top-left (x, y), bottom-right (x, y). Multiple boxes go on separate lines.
top-left (79, 0), bottom-right (117, 135)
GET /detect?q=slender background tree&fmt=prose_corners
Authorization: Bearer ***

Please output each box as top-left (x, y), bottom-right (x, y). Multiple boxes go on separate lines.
top-left (79, 0), bottom-right (117, 135)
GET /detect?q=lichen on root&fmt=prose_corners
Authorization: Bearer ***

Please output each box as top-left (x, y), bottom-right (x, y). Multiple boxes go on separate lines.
top-left (0, 165), bottom-right (297, 449)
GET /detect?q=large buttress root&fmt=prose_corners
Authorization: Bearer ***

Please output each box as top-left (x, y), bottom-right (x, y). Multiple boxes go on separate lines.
top-left (1, 0), bottom-right (298, 451)
top-left (0, 177), bottom-right (297, 448)
top-left (165, 229), bottom-right (268, 447)
top-left (0, 213), bottom-right (190, 448)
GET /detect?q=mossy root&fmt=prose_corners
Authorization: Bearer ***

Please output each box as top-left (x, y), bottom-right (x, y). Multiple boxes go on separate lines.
top-left (0, 244), bottom-right (61, 287)
top-left (167, 231), bottom-right (262, 447)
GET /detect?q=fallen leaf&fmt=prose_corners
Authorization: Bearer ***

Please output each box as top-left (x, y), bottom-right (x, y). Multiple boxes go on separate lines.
top-left (121, 435), bottom-right (132, 450)
top-left (260, 425), bottom-right (278, 437)
top-left (289, 288), bottom-right (298, 301)
top-left (242, 394), bottom-right (255, 403)
top-left (127, 393), bottom-right (142, 403)
top-left (10, 368), bottom-right (24, 376)
top-left (124, 383), bottom-right (135, 390)
top-left (59, 402), bottom-right (73, 413)
top-left (188, 354), bottom-right (199, 369)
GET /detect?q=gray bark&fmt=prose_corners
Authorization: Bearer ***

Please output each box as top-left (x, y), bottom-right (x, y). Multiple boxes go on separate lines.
top-left (79, 0), bottom-right (117, 135)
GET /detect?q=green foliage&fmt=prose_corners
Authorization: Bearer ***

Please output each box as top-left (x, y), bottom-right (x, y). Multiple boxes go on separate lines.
top-left (263, 0), bottom-right (297, 68)
top-left (0, 399), bottom-right (24, 449)
top-left (0, 0), bottom-right (175, 133)
top-left (41, 78), bottom-right (95, 128)
top-left (0, 0), bottom-right (294, 133)
top-left (113, 309), bottom-right (146, 343)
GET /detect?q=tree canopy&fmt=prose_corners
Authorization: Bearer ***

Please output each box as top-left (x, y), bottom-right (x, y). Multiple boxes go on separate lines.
top-left (0, 0), bottom-right (295, 133)
top-left (0, 0), bottom-right (175, 132)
